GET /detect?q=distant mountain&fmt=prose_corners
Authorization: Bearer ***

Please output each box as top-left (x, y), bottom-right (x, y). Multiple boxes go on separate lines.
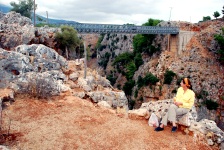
top-left (0, 3), bottom-right (78, 24)
top-left (35, 14), bottom-right (78, 24)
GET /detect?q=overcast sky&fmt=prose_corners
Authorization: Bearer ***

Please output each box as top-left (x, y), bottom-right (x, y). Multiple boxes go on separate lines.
top-left (1, 0), bottom-right (223, 25)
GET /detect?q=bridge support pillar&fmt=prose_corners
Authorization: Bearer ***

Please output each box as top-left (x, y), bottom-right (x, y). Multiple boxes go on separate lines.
top-left (168, 31), bottom-right (195, 57)
top-left (177, 31), bottom-right (195, 56)
top-left (168, 34), bottom-right (178, 53)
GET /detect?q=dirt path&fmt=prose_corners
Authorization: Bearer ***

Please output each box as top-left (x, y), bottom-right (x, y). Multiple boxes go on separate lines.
top-left (1, 94), bottom-right (213, 150)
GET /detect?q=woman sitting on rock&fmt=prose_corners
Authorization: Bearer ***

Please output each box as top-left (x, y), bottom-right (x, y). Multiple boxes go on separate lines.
top-left (155, 77), bottom-right (195, 132)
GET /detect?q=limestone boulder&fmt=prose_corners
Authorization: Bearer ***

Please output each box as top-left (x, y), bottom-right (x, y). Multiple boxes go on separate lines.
top-left (72, 91), bottom-right (85, 99)
top-left (0, 44), bottom-right (69, 96)
top-left (0, 44), bottom-right (67, 86)
top-left (189, 119), bottom-right (224, 145)
top-left (0, 11), bottom-right (34, 49)
top-left (97, 101), bottom-right (112, 109)
top-left (128, 108), bottom-right (149, 119)
top-left (32, 26), bottom-right (61, 49)
top-left (9, 71), bottom-right (69, 96)
top-left (87, 90), bottom-right (127, 108)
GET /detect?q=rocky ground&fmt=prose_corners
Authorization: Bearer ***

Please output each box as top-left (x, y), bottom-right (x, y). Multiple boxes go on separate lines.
top-left (0, 91), bottom-right (216, 150)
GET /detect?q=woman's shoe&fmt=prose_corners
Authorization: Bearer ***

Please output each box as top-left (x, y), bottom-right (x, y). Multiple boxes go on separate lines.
top-left (171, 126), bottom-right (177, 132)
top-left (154, 126), bottom-right (164, 132)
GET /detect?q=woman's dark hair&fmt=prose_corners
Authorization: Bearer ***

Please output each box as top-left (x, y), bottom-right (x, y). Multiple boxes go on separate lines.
top-left (183, 78), bottom-right (192, 90)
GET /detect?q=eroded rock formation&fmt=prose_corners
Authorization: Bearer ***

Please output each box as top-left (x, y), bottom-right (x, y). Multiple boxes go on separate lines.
top-left (0, 44), bottom-right (128, 108)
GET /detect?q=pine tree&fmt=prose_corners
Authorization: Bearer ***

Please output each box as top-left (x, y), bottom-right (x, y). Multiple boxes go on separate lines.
top-left (55, 26), bottom-right (81, 59)
top-left (213, 11), bottom-right (220, 20)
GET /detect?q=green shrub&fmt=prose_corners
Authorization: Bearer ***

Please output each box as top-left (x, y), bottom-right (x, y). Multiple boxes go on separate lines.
top-left (144, 45), bottom-right (161, 56)
top-left (137, 73), bottom-right (159, 89)
top-left (203, 99), bottom-right (219, 110)
top-left (137, 76), bottom-right (144, 89)
top-left (116, 37), bottom-right (119, 42)
top-left (144, 73), bottom-right (159, 85)
top-left (196, 93), bottom-right (203, 99)
top-left (91, 51), bottom-right (97, 58)
top-left (112, 52), bottom-right (133, 66)
top-left (164, 70), bottom-right (176, 84)
top-left (117, 84), bottom-right (121, 90)
top-left (129, 99), bottom-right (136, 110)
top-left (196, 90), bottom-right (209, 100)
top-left (125, 62), bottom-right (137, 80)
top-left (98, 52), bottom-right (111, 69)
top-left (134, 53), bottom-right (143, 69)
top-left (124, 35), bottom-right (127, 40)
top-left (112, 52), bottom-right (115, 58)
top-left (96, 34), bottom-right (105, 49)
top-left (214, 28), bottom-right (224, 64)
top-left (99, 45), bottom-right (106, 51)
top-left (159, 85), bottom-right (162, 95)
top-left (111, 41), bottom-right (115, 47)
top-left (123, 80), bottom-right (135, 96)
top-left (201, 90), bottom-right (209, 97)
top-left (106, 74), bottom-right (116, 86)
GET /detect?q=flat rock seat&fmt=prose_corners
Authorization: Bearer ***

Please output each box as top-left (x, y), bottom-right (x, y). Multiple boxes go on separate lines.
top-left (176, 106), bottom-right (197, 126)
top-left (129, 100), bottom-right (198, 127)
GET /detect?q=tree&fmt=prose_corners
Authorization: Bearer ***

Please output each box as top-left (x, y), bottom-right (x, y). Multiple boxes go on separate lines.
top-left (55, 26), bottom-right (81, 59)
top-left (213, 11), bottom-right (220, 20)
top-left (133, 18), bottom-right (162, 55)
top-left (10, 0), bottom-right (36, 19)
top-left (214, 28), bottom-right (224, 64)
top-left (222, 6), bottom-right (224, 15)
top-left (123, 80), bottom-right (135, 96)
top-left (134, 53), bottom-right (143, 69)
top-left (125, 62), bottom-right (137, 80)
top-left (202, 16), bottom-right (211, 21)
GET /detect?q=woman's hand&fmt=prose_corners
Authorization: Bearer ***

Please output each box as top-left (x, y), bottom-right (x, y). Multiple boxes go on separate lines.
top-left (174, 101), bottom-right (183, 106)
